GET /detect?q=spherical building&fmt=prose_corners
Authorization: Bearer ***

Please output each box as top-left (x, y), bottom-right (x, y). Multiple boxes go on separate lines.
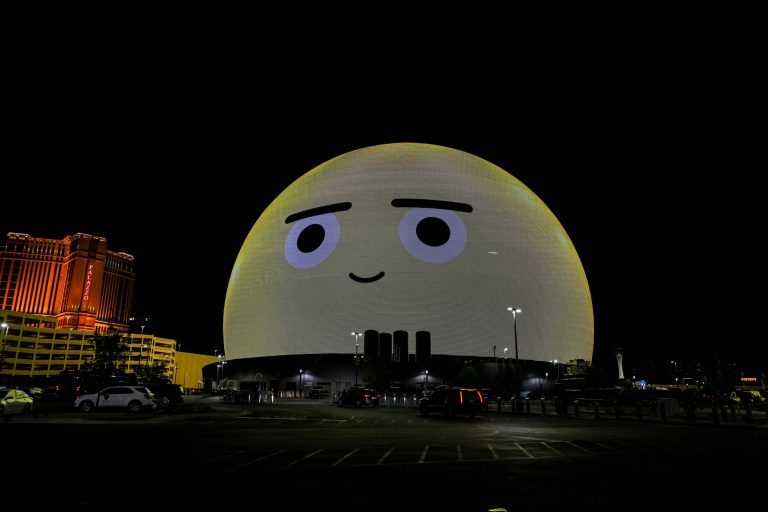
top-left (222, 143), bottom-right (592, 394)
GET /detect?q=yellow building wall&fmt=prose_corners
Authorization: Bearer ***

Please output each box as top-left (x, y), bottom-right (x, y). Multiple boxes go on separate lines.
top-left (173, 352), bottom-right (218, 391)
top-left (1, 308), bottom-right (216, 388)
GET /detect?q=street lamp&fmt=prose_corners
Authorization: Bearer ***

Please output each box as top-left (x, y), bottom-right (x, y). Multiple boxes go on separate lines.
top-left (545, 372), bottom-right (549, 396)
top-left (216, 354), bottom-right (224, 389)
top-left (0, 321), bottom-right (9, 376)
top-left (299, 369), bottom-right (303, 397)
top-left (425, 370), bottom-right (429, 389)
top-left (551, 359), bottom-right (564, 383)
top-left (351, 332), bottom-right (362, 385)
top-left (138, 343), bottom-right (147, 382)
top-left (507, 307), bottom-right (522, 398)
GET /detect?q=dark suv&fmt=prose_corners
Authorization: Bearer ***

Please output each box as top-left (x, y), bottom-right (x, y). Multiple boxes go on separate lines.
top-left (144, 383), bottom-right (184, 407)
top-left (419, 387), bottom-right (484, 418)
top-left (337, 386), bottom-right (380, 408)
top-left (308, 386), bottom-right (328, 399)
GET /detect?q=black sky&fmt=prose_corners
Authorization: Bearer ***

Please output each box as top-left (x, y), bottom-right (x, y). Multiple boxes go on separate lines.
top-left (4, 8), bottom-right (762, 373)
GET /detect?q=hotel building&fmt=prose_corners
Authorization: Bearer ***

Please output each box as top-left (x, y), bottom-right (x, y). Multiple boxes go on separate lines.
top-left (0, 233), bottom-right (217, 388)
top-left (0, 232), bottom-right (135, 332)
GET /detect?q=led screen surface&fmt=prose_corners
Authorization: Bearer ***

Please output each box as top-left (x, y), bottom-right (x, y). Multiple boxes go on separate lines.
top-left (224, 143), bottom-right (593, 362)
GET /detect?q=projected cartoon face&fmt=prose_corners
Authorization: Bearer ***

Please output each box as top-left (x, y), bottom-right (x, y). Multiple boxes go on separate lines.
top-left (284, 198), bottom-right (471, 282)
top-left (225, 143), bottom-right (593, 363)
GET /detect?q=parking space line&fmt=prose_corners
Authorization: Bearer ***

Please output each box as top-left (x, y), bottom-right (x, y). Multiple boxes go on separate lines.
top-left (614, 440), bottom-right (642, 451)
top-left (566, 441), bottom-right (590, 452)
top-left (515, 443), bottom-right (534, 458)
top-left (541, 442), bottom-right (564, 456)
top-left (195, 450), bottom-right (245, 468)
top-left (594, 442), bottom-right (621, 453)
top-left (330, 448), bottom-right (360, 467)
top-left (377, 447), bottom-right (395, 465)
top-left (418, 446), bottom-right (430, 463)
top-left (487, 444), bottom-right (499, 459)
top-left (282, 449), bottom-right (324, 469)
top-left (234, 450), bottom-right (286, 469)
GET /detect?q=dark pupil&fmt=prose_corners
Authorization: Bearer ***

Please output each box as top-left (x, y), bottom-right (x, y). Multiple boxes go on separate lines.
top-left (297, 224), bottom-right (325, 253)
top-left (416, 217), bottom-right (450, 247)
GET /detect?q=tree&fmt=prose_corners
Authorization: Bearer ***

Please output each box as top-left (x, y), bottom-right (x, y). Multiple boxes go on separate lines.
top-left (457, 365), bottom-right (479, 388)
top-left (86, 331), bottom-right (130, 376)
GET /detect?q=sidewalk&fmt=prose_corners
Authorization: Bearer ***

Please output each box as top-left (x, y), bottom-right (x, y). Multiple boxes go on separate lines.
top-left (490, 398), bottom-right (768, 428)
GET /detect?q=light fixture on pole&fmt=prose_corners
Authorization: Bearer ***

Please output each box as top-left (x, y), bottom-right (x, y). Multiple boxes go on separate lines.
top-left (351, 332), bottom-right (362, 385)
top-left (139, 343), bottom-right (147, 382)
top-left (0, 321), bottom-right (9, 375)
top-left (216, 353), bottom-right (224, 389)
top-left (425, 370), bottom-right (429, 389)
top-left (299, 369), bottom-right (303, 397)
top-left (507, 307), bottom-right (522, 398)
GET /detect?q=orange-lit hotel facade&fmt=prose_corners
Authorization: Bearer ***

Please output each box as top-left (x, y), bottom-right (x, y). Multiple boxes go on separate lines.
top-left (0, 232), bottom-right (135, 332)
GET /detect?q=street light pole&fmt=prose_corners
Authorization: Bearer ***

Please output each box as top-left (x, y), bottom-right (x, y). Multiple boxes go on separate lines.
top-left (216, 354), bottom-right (223, 390)
top-left (351, 332), bottom-right (361, 386)
top-left (299, 369), bottom-right (303, 397)
top-left (0, 321), bottom-right (9, 378)
top-left (507, 307), bottom-right (522, 399)
top-left (139, 343), bottom-right (147, 383)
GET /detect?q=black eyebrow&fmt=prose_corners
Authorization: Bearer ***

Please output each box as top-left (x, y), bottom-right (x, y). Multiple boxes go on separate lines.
top-left (285, 202), bottom-right (352, 224)
top-left (391, 198), bottom-right (473, 213)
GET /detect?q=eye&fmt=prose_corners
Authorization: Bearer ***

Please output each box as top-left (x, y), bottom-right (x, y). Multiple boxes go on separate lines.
top-left (284, 213), bottom-right (341, 269)
top-left (398, 208), bottom-right (467, 263)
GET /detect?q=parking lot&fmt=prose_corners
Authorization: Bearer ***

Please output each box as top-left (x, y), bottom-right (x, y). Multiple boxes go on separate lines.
top-left (2, 396), bottom-right (765, 510)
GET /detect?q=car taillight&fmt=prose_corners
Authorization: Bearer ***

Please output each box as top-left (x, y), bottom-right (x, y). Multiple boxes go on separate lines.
top-left (477, 391), bottom-right (483, 403)
top-left (364, 394), bottom-right (370, 399)
top-left (460, 391), bottom-right (464, 404)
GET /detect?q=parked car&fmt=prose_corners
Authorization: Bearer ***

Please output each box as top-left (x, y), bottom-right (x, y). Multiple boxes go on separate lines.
top-left (419, 387), bottom-right (484, 418)
top-left (337, 386), bottom-right (380, 408)
top-left (144, 383), bottom-right (184, 408)
top-left (308, 386), bottom-right (327, 399)
top-left (74, 386), bottom-right (158, 413)
top-left (0, 388), bottom-right (34, 415)
top-left (19, 386), bottom-right (45, 401)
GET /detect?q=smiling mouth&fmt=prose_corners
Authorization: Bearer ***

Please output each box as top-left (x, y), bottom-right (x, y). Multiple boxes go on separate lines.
top-left (349, 271), bottom-right (385, 283)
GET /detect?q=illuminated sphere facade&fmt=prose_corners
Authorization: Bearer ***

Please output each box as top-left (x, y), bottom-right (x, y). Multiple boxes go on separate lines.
top-left (224, 143), bottom-right (593, 363)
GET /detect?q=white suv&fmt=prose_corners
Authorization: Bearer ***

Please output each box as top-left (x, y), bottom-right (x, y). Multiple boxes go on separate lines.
top-left (74, 386), bottom-right (158, 413)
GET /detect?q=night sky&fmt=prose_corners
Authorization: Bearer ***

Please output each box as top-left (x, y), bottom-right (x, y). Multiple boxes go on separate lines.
top-left (5, 8), bottom-right (761, 374)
